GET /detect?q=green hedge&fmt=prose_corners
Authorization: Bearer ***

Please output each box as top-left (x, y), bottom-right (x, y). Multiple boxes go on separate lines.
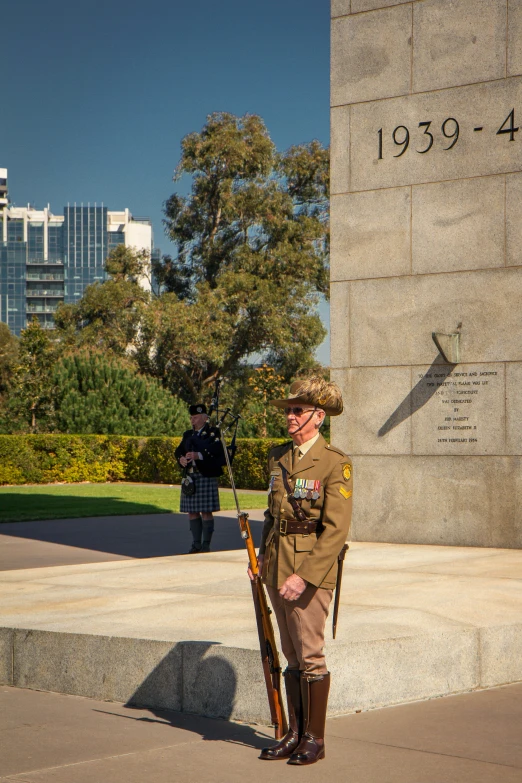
top-left (0, 435), bottom-right (286, 490)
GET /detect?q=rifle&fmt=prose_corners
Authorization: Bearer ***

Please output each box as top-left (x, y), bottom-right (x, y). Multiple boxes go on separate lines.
top-left (211, 379), bottom-right (287, 740)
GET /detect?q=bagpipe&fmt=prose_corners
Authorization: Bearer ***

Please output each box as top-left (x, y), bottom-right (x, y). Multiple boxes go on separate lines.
top-left (209, 378), bottom-right (287, 740)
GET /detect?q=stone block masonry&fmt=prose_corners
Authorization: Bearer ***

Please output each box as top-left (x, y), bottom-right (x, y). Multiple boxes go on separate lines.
top-left (330, 0), bottom-right (522, 547)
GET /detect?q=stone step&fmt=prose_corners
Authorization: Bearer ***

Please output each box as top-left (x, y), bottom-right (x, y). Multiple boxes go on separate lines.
top-left (1, 543), bottom-right (522, 723)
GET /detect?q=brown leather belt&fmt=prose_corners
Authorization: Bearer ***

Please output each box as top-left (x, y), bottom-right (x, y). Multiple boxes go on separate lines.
top-left (278, 518), bottom-right (317, 536)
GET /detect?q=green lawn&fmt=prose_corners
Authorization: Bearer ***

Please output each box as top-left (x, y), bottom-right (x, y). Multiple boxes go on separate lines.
top-left (0, 483), bottom-right (268, 523)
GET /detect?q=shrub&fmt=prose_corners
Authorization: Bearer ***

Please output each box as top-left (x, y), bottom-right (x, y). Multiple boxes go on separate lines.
top-left (0, 435), bottom-right (288, 490)
top-left (52, 353), bottom-right (190, 436)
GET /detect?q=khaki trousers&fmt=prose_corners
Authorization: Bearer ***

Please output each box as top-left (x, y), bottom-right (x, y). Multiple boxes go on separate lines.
top-left (267, 584), bottom-right (333, 676)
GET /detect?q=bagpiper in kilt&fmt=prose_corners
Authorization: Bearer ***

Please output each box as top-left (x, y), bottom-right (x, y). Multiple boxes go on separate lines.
top-left (179, 472), bottom-right (220, 515)
top-left (175, 403), bottom-right (225, 553)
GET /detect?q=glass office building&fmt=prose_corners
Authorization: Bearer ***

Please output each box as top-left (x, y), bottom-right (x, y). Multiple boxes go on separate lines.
top-left (0, 171), bottom-right (153, 335)
top-left (63, 206), bottom-right (108, 305)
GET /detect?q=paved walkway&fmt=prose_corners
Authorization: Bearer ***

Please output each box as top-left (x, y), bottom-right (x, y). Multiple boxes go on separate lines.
top-left (3, 541), bottom-right (522, 649)
top-left (0, 510), bottom-right (266, 571)
top-left (1, 683), bottom-right (521, 782)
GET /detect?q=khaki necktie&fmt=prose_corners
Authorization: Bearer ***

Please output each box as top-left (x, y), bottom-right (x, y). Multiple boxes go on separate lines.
top-left (292, 446), bottom-right (300, 472)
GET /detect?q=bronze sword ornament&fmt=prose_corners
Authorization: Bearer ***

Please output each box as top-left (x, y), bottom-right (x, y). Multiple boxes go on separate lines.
top-left (332, 544), bottom-right (348, 640)
top-left (209, 379), bottom-right (288, 740)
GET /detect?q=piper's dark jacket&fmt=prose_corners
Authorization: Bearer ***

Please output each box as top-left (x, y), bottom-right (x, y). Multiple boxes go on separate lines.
top-left (175, 422), bottom-right (225, 478)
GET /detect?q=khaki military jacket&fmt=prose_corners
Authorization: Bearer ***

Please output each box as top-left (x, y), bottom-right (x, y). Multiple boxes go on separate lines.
top-left (259, 434), bottom-right (352, 590)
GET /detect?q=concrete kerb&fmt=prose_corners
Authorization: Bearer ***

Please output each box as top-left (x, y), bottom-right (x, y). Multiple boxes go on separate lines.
top-left (3, 623), bottom-right (522, 723)
top-left (4, 630), bottom-right (272, 724)
top-left (479, 625), bottom-right (522, 687)
top-left (0, 627), bottom-right (14, 685)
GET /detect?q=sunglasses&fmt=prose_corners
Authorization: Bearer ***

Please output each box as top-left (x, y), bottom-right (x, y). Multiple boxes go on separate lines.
top-left (284, 407), bottom-right (318, 416)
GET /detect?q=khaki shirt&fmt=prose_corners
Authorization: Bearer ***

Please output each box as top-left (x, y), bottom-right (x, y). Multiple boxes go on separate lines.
top-left (259, 434), bottom-right (352, 590)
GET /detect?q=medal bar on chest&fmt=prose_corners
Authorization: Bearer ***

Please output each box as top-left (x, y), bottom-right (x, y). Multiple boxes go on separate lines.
top-left (294, 478), bottom-right (321, 500)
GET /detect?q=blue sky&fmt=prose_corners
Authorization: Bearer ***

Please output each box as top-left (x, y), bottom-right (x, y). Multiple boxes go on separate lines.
top-left (1, 0), bottom-right (331, 361)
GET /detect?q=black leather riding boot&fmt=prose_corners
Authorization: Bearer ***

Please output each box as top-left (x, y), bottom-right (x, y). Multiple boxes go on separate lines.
top-left (200, 516), bottom-right (214, 552)
top-left (188, 515), bottom-right (202, 553)
top-left (287, 672), bottom-right (330, 765)
top-left (259, 669), bottom-right (302, 760)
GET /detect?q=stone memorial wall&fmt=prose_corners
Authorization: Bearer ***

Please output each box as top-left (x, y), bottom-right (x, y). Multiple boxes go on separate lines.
top-left (330, 0), bottom-right (522, 547)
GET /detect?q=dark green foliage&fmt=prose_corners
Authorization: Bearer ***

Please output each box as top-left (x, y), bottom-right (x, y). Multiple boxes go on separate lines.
top-left (0, 315), bottom-right (192, 437)
top-left (5, 319), bottom-right (58, 432)
top-left (52, 353), bottom-right (189, 436)
top-left (0, 323), bottom-right (18, 397)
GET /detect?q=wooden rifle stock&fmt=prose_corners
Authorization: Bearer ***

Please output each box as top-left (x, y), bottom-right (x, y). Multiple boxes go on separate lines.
top-left (238, 512), bottom-right (288, 740)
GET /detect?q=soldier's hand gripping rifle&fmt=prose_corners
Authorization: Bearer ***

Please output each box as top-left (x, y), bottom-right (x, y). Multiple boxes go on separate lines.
top-left (210, 379), bottom-right (287, 740)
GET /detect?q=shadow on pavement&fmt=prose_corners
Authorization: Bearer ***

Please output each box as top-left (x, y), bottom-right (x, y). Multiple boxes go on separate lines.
top-left (94, 704), bottom-right (269, 750)
top-left (0, 510), bottom-right (264, 563)
top-left (0, 492), bottom-right (172, 523)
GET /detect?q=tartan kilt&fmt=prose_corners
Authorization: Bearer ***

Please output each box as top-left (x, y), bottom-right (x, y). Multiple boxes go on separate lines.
top-left (180, 473), bottom-right (220, 513)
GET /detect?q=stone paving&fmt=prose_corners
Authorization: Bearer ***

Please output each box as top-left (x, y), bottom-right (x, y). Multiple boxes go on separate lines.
top-left (1, 683), bottom-right (522, 782)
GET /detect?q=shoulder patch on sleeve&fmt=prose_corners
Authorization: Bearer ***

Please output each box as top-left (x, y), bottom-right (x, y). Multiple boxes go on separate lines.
top-left (339, 486), bottom-right (352, 499)
top-left (342, 463), bottom-right (352, 481)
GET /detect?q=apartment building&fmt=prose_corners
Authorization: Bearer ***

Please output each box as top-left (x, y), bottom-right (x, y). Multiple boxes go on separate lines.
top-left (0, 169), bottom-right (154, 335)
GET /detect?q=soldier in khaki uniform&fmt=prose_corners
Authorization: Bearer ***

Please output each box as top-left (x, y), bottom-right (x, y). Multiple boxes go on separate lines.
top-left (254, 377), bottom-right (352, 766)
